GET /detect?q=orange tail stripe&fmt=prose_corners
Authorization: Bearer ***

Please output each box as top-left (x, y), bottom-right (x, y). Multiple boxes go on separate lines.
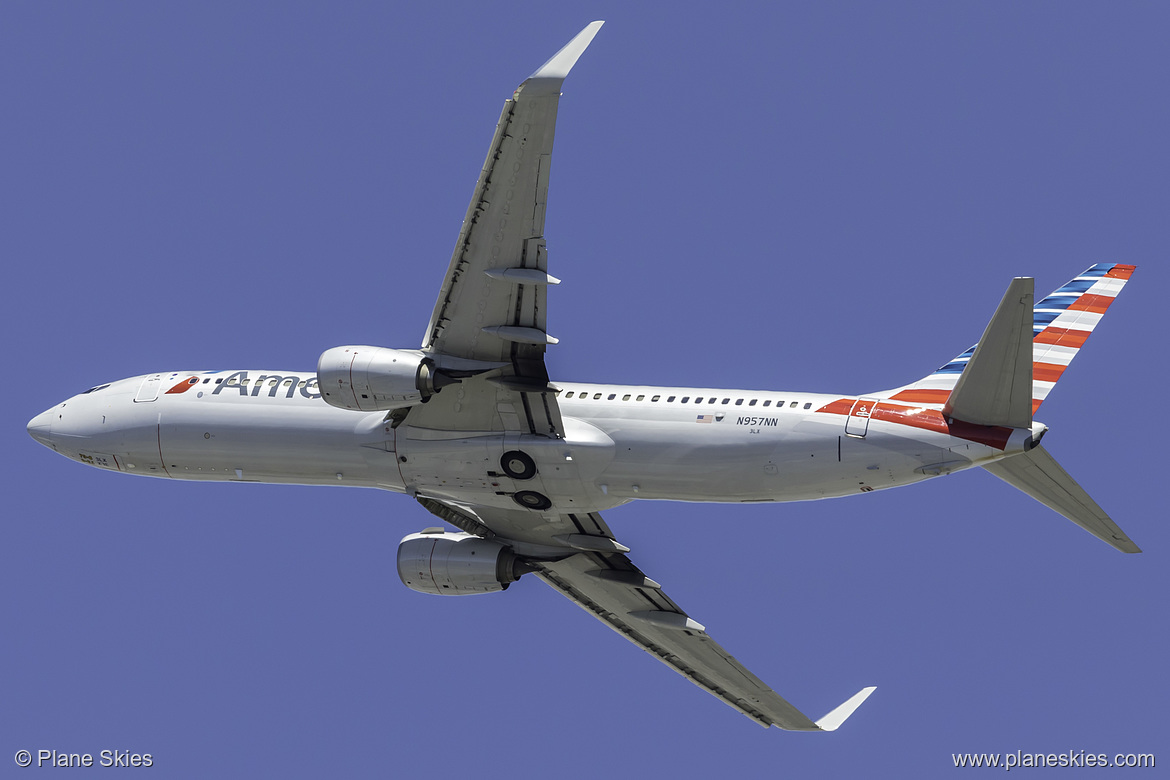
top-left (1034, 327), bottom-right (1090, 348)
top-left (1033, 362), bottom-right (1066, 383)
top-left (1106, 264), bottom-right (1136, 280)
top-left (1068, 293), bottom-right (1115, 314)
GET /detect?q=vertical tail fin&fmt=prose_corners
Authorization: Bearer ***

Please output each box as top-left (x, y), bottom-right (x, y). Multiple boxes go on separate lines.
top-left (1029, 263), bottom-right (1135, 414)
top-left (886, 264), bottom-right (1136, 412)
top-left (941, 277), bottom-right (1034, 428)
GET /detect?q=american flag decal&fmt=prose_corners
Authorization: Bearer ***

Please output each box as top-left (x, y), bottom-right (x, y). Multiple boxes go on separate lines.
top-left (696, 414), bottom-right (714, 424)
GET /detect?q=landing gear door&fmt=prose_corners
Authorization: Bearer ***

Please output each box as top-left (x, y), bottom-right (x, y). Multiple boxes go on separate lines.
top-left (845, 397), bottom-right (878, 438)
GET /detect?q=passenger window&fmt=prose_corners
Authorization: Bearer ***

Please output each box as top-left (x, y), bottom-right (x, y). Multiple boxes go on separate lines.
top-left (622, 394), bottom-right (631, 401)
top-left (748, 399), bottom-right (757, 406)
top-left (216, 378), bottom-right (223, 384)
top-left (202, 378), bottom-right (210, 384)
top-left (681, 397), bottom-right (690, 403)
top-left (608, 394), bottom-right (616, 400)
top-left (708, 397), bottom-right (717, 404)
top-left (735, 398), bottom-right (743, 406)
top-left (790, 401), bottom-right (798, 408)
top-left (803, 402), bottom-right (812, 409)
top-left (593, 393), bottom-right (602, 400)
top-left (762, 399), bottom-right (770, 407)
top-left (721, 398), bottom-right (730, 405)
top-left (283, 379), bottom-right (293, 386)
top-left (693, 397), bottom-right (702, 403)
top-left (298, 381), bottom-right (306, 388)
top-left (651, 395), bottom-right (660, 402)
top-left (667, 396), bottom-right (676, 402)
top-left (565, 391), bottom-right (574, 398)
top-left (636, 395), bottom-right (645, 401)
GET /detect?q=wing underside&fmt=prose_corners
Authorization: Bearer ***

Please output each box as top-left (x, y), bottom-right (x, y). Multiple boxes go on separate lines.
top-left (536, 551), bottom-right (825, 729)
top-left (421, 499), bottom-right (874, 730)
top-left (421, 23), bottom-right (604, 370)
top-left (408, 25), bottom-right (603, 438)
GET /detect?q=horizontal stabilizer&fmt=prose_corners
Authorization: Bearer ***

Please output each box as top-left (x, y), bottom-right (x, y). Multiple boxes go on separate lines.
top-left (943, 277), bottom-right (1034, 428)
top-left (815, 687), bottom-right (878, 732)
top-left (982, 445), bottom-right (1140, 553)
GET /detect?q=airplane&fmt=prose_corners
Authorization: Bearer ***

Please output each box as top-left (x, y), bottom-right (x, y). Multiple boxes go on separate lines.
top-left (25, 21), bottom-right (1139, 731)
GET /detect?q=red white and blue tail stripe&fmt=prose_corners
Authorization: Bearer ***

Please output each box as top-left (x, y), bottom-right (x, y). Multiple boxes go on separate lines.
top-left (886, 263), bottom-right (1136, 413)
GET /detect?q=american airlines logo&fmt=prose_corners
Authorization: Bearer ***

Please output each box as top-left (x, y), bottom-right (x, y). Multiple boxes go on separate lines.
top-left (209, 371), bottom-right (322, 399)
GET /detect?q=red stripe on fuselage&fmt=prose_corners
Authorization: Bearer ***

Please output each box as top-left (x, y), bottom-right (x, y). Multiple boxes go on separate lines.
top-left (816, 398), bottom-right (1013, 450)
top-left (817, 399), bottom-right (855, 416)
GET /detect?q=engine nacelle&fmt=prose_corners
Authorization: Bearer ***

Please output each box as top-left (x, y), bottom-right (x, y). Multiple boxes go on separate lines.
top-left (397, 530), bottom-right (528, 596)
top-left (317, 346), bottom-right (456, 412)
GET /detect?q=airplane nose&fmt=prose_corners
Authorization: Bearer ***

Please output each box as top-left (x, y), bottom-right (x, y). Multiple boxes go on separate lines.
top-left (27, 408), bottom-right (55, 449)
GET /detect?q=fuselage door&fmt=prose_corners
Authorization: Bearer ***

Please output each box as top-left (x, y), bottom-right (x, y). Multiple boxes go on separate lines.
top-left (134, 374), bottom-right (162, 403)
top-left (844, 397), bottom-right (878, 438)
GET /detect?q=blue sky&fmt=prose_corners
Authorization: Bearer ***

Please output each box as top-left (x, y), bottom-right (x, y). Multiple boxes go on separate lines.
top-left (3, 2), bottom-right (1165, 777)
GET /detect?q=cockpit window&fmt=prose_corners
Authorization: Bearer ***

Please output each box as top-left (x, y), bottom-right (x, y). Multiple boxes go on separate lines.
top-left (80, 384), bottom-right (110, 394)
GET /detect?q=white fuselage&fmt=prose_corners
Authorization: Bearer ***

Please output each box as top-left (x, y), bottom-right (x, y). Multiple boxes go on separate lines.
top-left (28, 369), bottom-right (1030, 515)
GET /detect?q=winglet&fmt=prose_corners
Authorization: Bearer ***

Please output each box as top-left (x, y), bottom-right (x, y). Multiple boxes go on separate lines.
top-left (814, 686), bottom-right (877, 732)
top-left (521, 21), bottom-right (604, 96)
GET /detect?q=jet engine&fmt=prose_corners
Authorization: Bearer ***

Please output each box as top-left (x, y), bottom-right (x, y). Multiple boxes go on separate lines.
top-left (317, 346), bottom-right (458, 412)
top-left (397, 530), bottom-right (530, 596)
